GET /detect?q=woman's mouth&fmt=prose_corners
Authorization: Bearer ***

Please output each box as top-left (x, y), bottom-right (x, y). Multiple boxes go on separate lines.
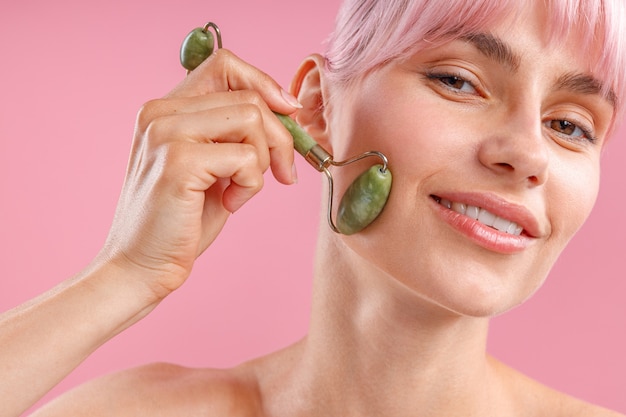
top-left (431, 195), bottom-right (524, 236)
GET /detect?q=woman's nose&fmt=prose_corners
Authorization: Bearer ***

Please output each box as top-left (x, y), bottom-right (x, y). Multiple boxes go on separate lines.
top-left (477, 110), bottom-right (549, 187)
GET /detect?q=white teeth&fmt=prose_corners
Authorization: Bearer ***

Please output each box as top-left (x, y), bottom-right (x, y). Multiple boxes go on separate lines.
top-left (477, 208), bottom-right (496, 227)
top-left (437, 197), bottom-right (523, 236)
top-left (451, 202), bottom-right (466, 215)
top-left (493, 216), bottom-right (511, 232)
top-left (465, 205), bottom-right (480, 220)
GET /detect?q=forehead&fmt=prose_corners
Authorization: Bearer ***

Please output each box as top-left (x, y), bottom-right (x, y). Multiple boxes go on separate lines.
top-left (493, 6), bottom-right (616, 105)
top-left (503, 1), bottom-right (620, 116)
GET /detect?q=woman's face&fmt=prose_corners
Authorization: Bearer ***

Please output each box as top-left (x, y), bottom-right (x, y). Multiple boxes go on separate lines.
top-left (326, 5), bottom-right (615, 316)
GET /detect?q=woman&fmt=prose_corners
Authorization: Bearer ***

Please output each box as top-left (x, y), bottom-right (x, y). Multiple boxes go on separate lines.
top-left (2, 0), bottom-right (624, 415)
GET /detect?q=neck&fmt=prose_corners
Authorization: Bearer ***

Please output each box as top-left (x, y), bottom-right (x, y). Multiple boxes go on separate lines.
top-left (295, 227), bottom-right (499, 416)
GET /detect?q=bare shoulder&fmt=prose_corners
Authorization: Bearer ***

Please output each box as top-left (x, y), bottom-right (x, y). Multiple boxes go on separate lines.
top-left (490, 357), bottom-right (624, 417)
top-left (544, 385), bottom-right (624, 417)
top-left (542, 389), bottom-right (624, 417)
top-left (30, 362), bottom-right (262, 417)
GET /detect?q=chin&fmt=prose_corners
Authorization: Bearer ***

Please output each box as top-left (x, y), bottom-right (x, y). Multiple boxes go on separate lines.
top-left (436, 269), bottom-right (551, 318)
top-left (391, 257), bottom-right (554, 319)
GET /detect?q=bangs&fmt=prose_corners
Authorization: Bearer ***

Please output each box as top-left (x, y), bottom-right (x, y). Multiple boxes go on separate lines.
top-left (325, 0), bottom-right (625, 125)
top-left (544, 0), bottom-right (626, 125)
top-left (325, 0), bottom-right (519, 86)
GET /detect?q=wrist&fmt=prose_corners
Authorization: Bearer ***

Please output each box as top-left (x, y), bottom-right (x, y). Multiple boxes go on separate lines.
top-left (77, 252), bottom-right (170, 338)
top-left (92, 244), bottom-right (189, 305)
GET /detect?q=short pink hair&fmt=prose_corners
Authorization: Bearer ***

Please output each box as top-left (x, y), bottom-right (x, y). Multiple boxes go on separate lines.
top-left (324, 0), bottom-right (626, 129)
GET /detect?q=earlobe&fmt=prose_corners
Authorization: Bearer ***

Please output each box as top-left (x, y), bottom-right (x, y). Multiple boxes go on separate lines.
top-left (289, 54), bottom-right (331, 152)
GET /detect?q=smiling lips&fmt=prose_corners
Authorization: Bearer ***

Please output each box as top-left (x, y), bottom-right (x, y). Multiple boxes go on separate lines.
top-left (432, 196), bottom-right (524, 235)
top-left (429, 192), bottom-right (542, 253)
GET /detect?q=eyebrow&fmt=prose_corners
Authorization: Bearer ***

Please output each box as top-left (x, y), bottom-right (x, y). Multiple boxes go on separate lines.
top-left (461, 33), bottom-right (521, 72)
top-left (555, 72), bottom-right (616, 107)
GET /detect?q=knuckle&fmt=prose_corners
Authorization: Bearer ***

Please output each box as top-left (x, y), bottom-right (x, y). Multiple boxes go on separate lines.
top-left (243, 165), bottom-right (265, 192)
top-left (216, 48), bottom-right (235, 61)
top-left (136, 99), bottom-right (166, 132)
top-left (238, 144), bottom-right (268, 180)
top-left (237, 103), bottom-right (264, 126)
top-left (213, 48), bottom-right (236, 72)
top-left (143, 115), bottom-right (177, 147)
top-left (238, 143), bottom-right (260, 166)
top-left (250, 174), bottom-right (264, 192)
top-left (238, 89), bottom-right (265, 107)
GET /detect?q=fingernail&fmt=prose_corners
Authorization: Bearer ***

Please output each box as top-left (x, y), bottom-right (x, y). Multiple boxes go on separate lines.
top-left (281, 89), bottom-right (302, 109)
top-left (291, 162), bottom-right (298, 184)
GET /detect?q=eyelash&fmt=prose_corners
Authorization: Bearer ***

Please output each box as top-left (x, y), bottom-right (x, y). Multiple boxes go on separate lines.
top-left (544, 119), bottom-right (598, 145)
top-left (425, 71), bottom-right (481, 96)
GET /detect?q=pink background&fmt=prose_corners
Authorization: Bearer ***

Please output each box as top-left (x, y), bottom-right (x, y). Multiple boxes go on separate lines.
top-left (1, 0), bottom-right (624, 413)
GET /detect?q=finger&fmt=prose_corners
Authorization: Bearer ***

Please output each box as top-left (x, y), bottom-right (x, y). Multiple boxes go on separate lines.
top-left (138, 95), bottom-right (295, 185)
top-left (143, 105), bottom-right (271, 176)
top-left (160, 141), bottom-right (265, 214)
top-left (167, 49), bottom-right (301, 115)
top-left (138, 91), bottom-right (288, 148)
top-left (267, 122), bottom-right (295, 186)
top-left (205, 106), bottom-right (295, 186)
top-left (195, 142), bottom-right (266, 213)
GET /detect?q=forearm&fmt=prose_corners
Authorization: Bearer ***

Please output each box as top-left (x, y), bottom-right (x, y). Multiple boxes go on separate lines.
top-left (0, 258), bottom-right (160, 417)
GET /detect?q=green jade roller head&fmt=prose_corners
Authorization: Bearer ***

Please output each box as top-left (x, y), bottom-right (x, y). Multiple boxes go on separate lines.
top-left (180, 22), bottom-right (392, 235)
top-left (180, 22), bottom-right (222, 71)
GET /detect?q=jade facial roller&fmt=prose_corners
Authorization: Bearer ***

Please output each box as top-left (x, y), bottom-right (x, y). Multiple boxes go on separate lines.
top-left (180, 22), bottom-right (392, 235)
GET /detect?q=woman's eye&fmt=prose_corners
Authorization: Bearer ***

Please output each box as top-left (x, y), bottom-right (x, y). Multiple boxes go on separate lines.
top-left (427, 72), bottom-right (478, 94)
top-left (441, 76), bottom-right (474, 92)
top-left (546, 119), bottom-right (596, 143)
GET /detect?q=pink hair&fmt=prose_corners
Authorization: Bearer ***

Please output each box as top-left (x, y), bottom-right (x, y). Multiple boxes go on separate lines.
top-left (324, 0), bottom-right (626, 128)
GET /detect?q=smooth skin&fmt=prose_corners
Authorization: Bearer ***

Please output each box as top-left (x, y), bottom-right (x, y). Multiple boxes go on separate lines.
top-left (13, 3), bottom-right (625, 417)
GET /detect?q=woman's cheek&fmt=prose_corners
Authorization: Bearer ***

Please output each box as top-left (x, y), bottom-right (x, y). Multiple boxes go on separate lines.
top-left (346, 76), bottom-right (458, 176)
top-left (548, 158), bottom-right (600, 246)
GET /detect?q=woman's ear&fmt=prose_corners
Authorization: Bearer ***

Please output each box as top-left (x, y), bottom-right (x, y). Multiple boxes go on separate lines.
top-left (289, 54), bottom-right (331, 151)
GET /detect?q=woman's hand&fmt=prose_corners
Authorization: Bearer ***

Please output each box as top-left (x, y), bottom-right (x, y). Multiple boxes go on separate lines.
top-left (101, 49), bottom-right (300, 300)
